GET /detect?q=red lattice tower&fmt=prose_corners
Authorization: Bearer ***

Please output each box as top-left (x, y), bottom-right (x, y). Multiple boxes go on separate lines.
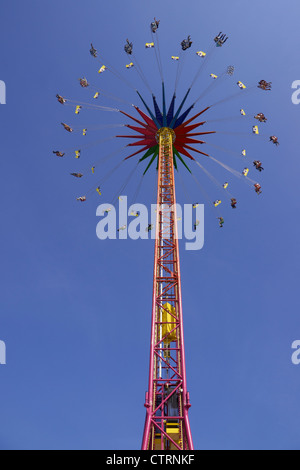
top-left (142, 128), bottom-right (193, 450)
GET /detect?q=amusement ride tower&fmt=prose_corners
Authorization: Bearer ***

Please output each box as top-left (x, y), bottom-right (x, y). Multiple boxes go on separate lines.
top-left (56, 24), bottom-right (274, 450)
top-left (115, 63), bottom-right (217, 447)
top-left (117, 91), bottom-right (215, 450)
top-left (142, 127), bottom-right (193, 450)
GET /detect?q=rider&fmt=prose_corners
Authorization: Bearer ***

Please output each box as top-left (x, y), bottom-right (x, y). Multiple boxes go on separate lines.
top-left (181, 35), bottom-right (192, 51)
top-left (258, 80), bottom-right (272, 90)
top-left (270, 135), bottom-right (279, 145)
top-left (253, 161), bottom-right (264, 171)
top-left (254, 183), bottom-right (262, 195)
top-left (61, 123), bottom-right (73, 133)
top-left (124, 39), bottom-right (133, 55)
top-left (231, 198), bottom-right (237, 209)
top-left (90, 43), bottom-right (97, 58)
top-left (56, 94), bottom-right (66, 105)
top-left (194, 220), bottom-right (200, 230)
top-left (254, 113), bottom-right (267, 123)
top-left (79, 77), bottom-right (89, 88)
top-left (53, 151), bottom-right (65, 157)
top-left (150, 18), bottom-right (160, 33)
top-left (217, 217), bottom-right (224, 228)
top-left (214, 32), bottom-right (228, 47)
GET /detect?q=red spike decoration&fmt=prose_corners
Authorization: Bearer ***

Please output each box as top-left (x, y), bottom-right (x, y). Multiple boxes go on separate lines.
top-left (117, 107), bottom-right (212, 164)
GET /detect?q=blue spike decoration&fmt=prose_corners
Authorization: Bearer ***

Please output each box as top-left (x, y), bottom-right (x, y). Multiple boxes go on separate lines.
top-left (174, 104), bottom-right (194, 128)
top-left (134, 84), bottom-right (200, 174)
top-left (169, 88), bottom-right (191, 128)
top-left (152, 95), bottom-right (163, 126)
top-left (166, 93), bottom-right (176, 127)
top-left (135, 86), bottom-right (193, 131)
top-left (136, 90), bottom-right (161, 129)
top-left (162, 82), bottom-right (167, 127)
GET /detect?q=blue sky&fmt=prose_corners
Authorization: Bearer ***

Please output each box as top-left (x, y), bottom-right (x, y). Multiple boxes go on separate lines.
top-left (0, 0), bottom-right (300, 450)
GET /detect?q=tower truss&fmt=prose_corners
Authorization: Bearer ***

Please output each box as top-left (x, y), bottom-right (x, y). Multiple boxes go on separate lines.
top-left (142, 128), bottom-right (193, 450)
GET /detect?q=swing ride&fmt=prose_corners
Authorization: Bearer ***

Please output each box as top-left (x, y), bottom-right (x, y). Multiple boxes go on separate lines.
top-left (54, 19), bottom-right (278, 450)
